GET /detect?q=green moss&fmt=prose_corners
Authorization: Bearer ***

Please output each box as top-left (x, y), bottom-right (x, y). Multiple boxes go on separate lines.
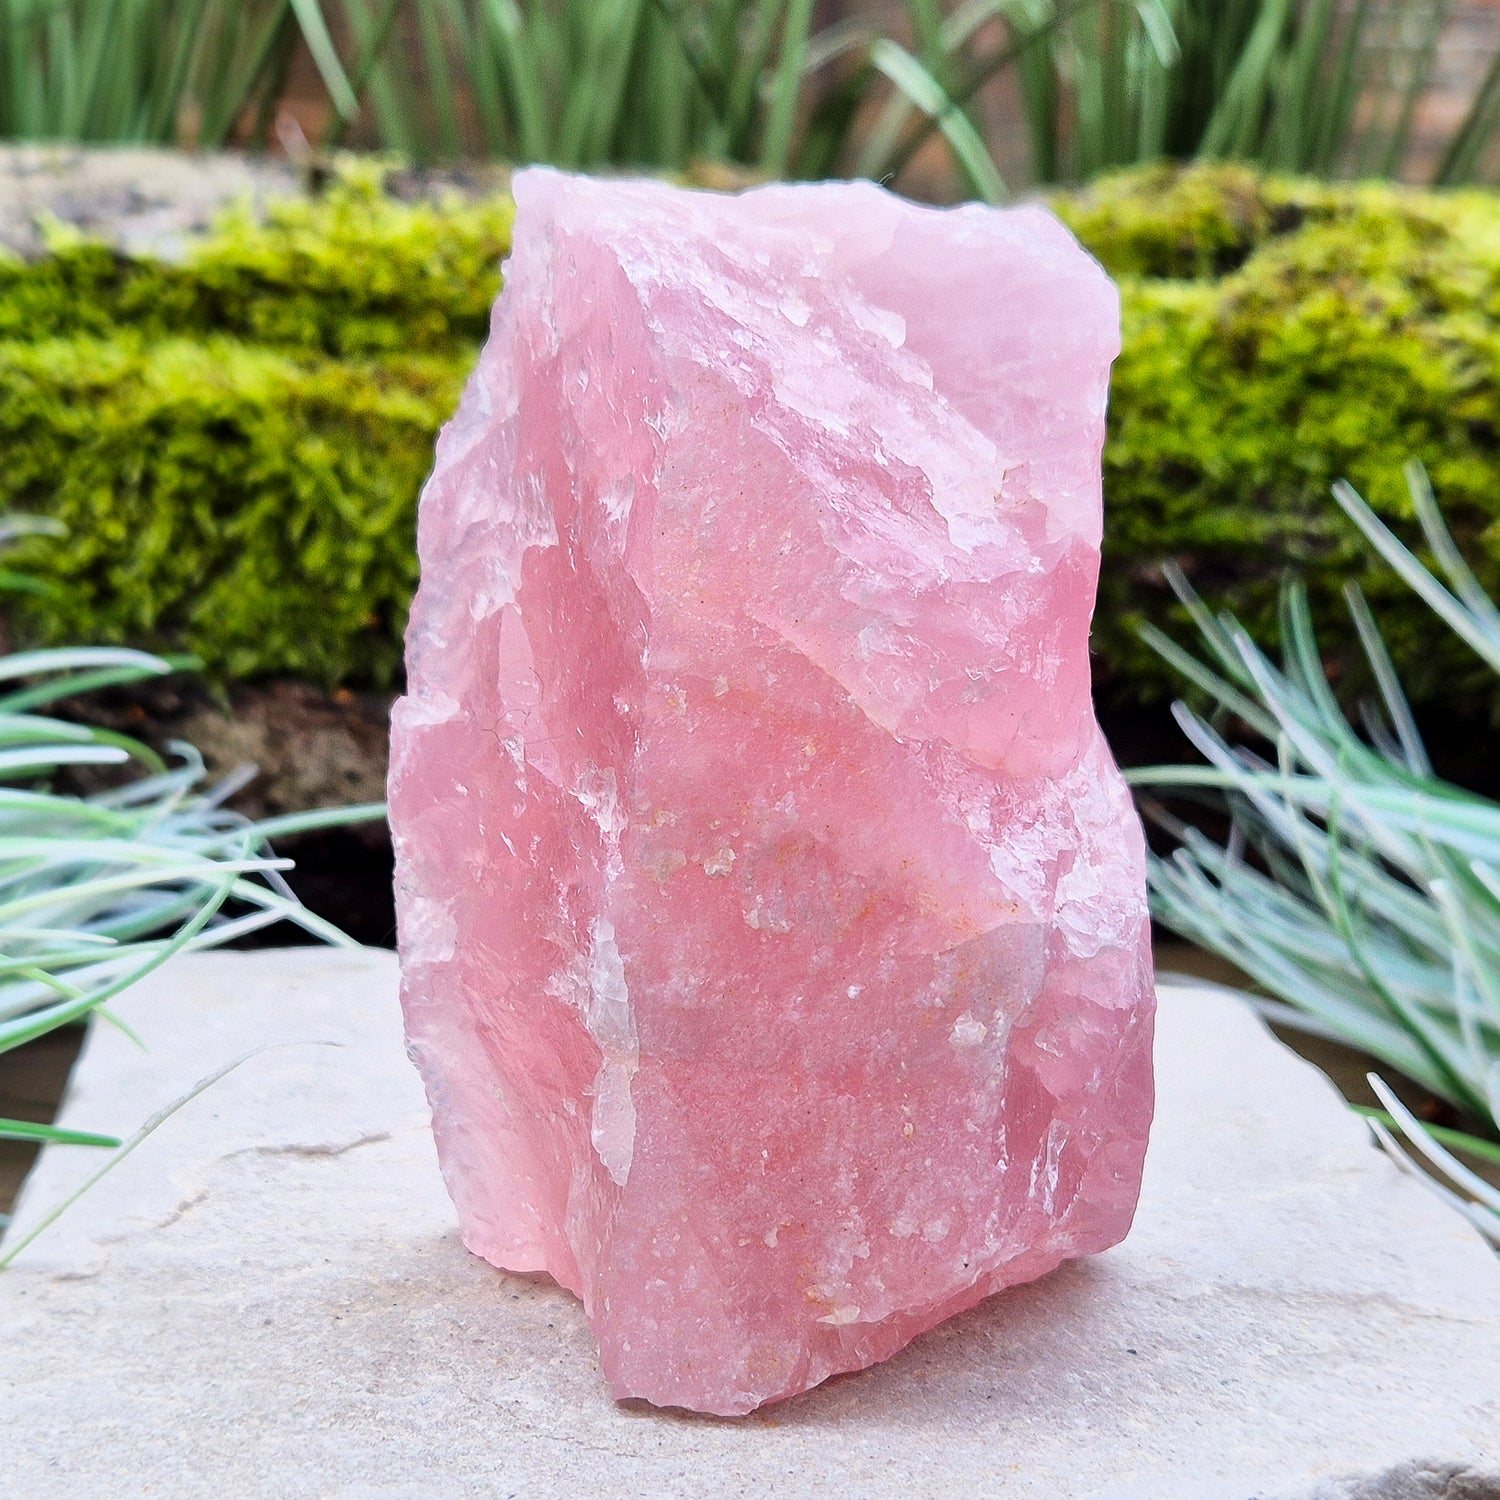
top-left (1056, 164), bottom-right (1500, 714)
top-left (0, 333), bottom-right (469, 685)
top-left (1053, 161), bottom-right (1281, 279)
top-left (4, 161), bottom-right (1500, 712)
top-left (0, 174), bottom-right (506, 686)
top-left (0, 178), bottom-right (511, 357)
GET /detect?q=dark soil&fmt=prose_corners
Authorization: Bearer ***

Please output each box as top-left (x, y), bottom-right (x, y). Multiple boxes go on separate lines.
top-left (0, 1025), bottom-right (84, 1224)
top-left (51, 675), bottom-right (397, 947)
top-left (241, 825), bottom-right (397, 949)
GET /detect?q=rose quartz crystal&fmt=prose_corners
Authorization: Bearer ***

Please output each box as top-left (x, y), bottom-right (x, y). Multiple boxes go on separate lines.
top-left (389, 168), bottom-right (1155, 1416)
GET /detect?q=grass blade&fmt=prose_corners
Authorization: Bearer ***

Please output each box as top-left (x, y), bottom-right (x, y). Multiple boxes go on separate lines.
top-left (870, 38), bottom-right (1006, 202)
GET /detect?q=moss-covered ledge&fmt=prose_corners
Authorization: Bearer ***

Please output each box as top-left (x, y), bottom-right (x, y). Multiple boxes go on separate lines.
top-left (2, 155), bottom-right (1499, 713)
top-left (0, 161), bottom-right (510, 687)
top-left (1055, 163), bottom-right (1500, 714)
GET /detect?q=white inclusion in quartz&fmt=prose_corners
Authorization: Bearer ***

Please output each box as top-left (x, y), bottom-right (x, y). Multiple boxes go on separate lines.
top-left (950, 1013), bottom-right (988, 1048)
top-left (586, 917), bottom-right (639, 1186)
top-left (406, 895), bottom-right (457, 965)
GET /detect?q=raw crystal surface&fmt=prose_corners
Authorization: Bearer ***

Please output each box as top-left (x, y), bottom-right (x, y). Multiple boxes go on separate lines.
top-left (389, 168), bottom-right (1155, 1417)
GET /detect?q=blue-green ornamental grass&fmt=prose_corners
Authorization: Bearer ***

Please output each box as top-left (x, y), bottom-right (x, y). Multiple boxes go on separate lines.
top-left (0, 518), bottom-right (383, 1261)
top-left (1133, 463), bottom-right (1500, 1247)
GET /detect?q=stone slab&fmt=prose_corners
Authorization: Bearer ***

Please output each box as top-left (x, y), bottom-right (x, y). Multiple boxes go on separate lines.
top-left (2, 948), bottom-right (1497, 1499)
top-left (0, 144), bottom-right (513, 260)
top-left (0, 145), bottom-right (302, 259)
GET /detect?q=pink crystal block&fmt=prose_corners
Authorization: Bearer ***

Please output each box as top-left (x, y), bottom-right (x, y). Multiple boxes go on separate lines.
top-left (389, 168), bottom-right (1155, 1416)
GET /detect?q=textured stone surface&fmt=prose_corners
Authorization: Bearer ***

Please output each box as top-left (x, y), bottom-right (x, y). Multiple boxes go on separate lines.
top-left (3, 951), bottom-right (1497, 1498)
top-left (0, 144), bottom-right (512, 259)
top-left (390, 168), bottom-right (1154, 1414)
top-left (0, 145), bottom-right (300, 259)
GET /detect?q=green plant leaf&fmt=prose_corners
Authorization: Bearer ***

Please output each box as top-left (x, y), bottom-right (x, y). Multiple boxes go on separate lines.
top-left (0, 1118), bottom-right (121, 1148)
top-left (870, 38), bottom-right (1006, 202)
top-left (1137, 466), bottom-right (1500, 1245)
